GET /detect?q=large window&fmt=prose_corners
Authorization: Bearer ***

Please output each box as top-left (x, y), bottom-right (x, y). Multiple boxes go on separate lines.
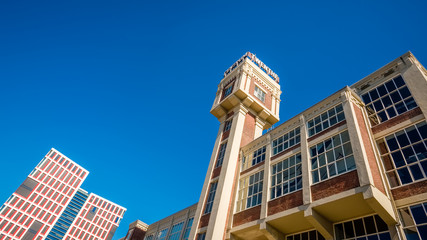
top-left (272, 127), bottom-right (301, 156)
top-left (252, 146), bottom-right (266, 166)
top-left (168, 222), bottom-right (184, 240)
top-left (334, 215), bottom-right (390, 240)
top-left (254, 85), bottom-right (266, 102)
top-left (271, 153), bottom-right (302, 199)
top-left (377, 121), bottom-right (427, 187)
top-left (286, 230), bottom-right (325, 240)
top-left (204, 182), bottom-right (218, 214)
top-left (307, 104), bottom-right (345, 137)
top-left (361, 75), bottom-right (418, 125)
top-left (182, 218), bottom-right (193, 240)
top-left (215, 143), bottom-right (227, 168)
top-left (156, 228), bottom-right (168, 240)
top-left (398, 202), bottom-right (427, 240)
top-left (236, 171), bottom-right (263, 212)
top-left (310, 131), bottom-right (355, 184)
top-left (144, 234), bottom-right (154, 240)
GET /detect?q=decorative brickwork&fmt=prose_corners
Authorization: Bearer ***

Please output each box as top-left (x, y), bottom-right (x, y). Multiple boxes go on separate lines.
top-left (311, 170), bottom-right (359, 201)
top-left (221, 130), bottom-right (230, 140)
top-left (372, 107), bottom-right (422, 134)
top-left (232, 205), bottom-right (261, 227)
top-left (353, 103), bottom-right (386, 194)
top-left (267, 190), bottom-right (303, 216)
top-left (391, 179), bottom-right (427, 200)
top-left (307, 120), bottom-right (347, 142)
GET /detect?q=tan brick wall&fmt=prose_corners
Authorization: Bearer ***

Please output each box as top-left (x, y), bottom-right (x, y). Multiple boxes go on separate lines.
top-left (391, 179), bottom-right (427, 200)
top-left (267, 190), bottom-right (303, 216)
top-left (232, 205), bottom-right (261, 227)
top-left (353, 103), bottom-right (386, 194)
top-left (311, 170), bottom-right (359, 201)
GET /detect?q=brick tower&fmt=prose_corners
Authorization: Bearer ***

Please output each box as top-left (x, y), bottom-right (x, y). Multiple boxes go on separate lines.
top-left (189, 52), bottom-right (281, 240)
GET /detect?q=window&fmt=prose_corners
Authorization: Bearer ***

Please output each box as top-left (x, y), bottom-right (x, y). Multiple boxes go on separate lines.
top-left (377, 121), bottom-right (427, 187)
top-left (236, 171), bottom-right (263, 212)
top-left (361, 75), bottom-right (418, 126)
top-left (215, 143), bottom-right (227, 168)
top-left (334, 215), bottom-right (390, 240)
top-left (252, 146), bottom-right (266, 166)
top-left (204, 182), bottom-right (218, 214)
top-left (144, 234), bottom-right (154, 240)
top-left (286, 230), bottom-right (325, 240)
top-left (254, 85), bottom-right (266, 102)
top-left (168, 222), bottom-right (184, 240)
top-left (224, 85), bottom-right (233, 98)
top-left (271, 153), bottom-right (302, 199)
top-left (224, 119), bottom-right (233, 132)
top-left (398, 202), bottom-right (427, 240)
top-left (197, 232), bottom-right (206, 240)
top-left (156, 228), bottom-right (168, 240)
top-left (307, 104), bottom-right (345, 137)
top-left (182, 218), bottom-right (193, 240)
top-left (310, 131), bottom-right (355, 184)
top-left (272, 127), bottom-right (301, 155)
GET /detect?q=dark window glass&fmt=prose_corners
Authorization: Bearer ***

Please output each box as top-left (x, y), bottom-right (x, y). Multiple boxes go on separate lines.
top-left (362, 94), bottom-right (371, 104)
top-left (410, 205), bottom-right (427, 224)
top-left (394, 76), bottom-right (405, 87)
top-left (364, 216), bottom-right (376, 234)
top-left (398, 168), bottom-right (412, 184)
top-left (354, 219), bottom-right (365, 236)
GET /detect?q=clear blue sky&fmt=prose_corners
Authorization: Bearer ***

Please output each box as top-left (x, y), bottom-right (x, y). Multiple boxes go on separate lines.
top-left (0, 1), bottom-right (426, 239)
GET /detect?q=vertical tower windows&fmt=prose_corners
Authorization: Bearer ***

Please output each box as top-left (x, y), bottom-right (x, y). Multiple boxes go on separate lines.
top-left (215, 143), bottom-right (227, 168)
top-left (204, 182), bottom-right (218, 214)
top-left (224, 119), bottom-right (233, 132)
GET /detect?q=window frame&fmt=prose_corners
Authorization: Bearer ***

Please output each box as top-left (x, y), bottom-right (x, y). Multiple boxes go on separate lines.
top-left (203, 182), bottom-right (218, 215)
top-left (254, 85), bottom-right (266, 102)
top-left (307, 104), bottom-right (345, 137)
top-left (270, 153), bottom-right (303, 200)
top-left (235, 170), bottom-right (264, 212)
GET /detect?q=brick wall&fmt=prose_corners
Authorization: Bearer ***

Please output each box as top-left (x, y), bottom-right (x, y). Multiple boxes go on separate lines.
top-left (240, 112), bottom-right (256, 147)
top-left (212, 166), bottom-right (221, 179)
top-left (232, 205), bottom-right (261, 227)
top-left (311, 170), bottom-right (359, 201)
top-left (391, 179), bottom-right (427, 200)
top-left (267, 190), bottom-right (303, 216)
top-left (199, 213), bottom-right (210, 228)
top-left (353, 103), bottom-right (386, 194)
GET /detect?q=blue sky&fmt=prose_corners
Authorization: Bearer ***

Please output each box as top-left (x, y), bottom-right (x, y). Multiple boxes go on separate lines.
top-left (0, 0), bottom-right (426, 239)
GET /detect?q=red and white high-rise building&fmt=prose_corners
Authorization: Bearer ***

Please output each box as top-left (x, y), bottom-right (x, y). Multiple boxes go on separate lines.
top-left (0, 148), bottom-right (126, 240)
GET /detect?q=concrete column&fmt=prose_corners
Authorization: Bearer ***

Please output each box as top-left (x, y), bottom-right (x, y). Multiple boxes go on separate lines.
top-left (260, 134), bottom-right (272, 219)
top-left (255, 117), bottom-right (266, 139)
top-left (402, 56), bottom-right (427, 120)
top-left (259, 222), bottom-right (285, 240)
top-left (304, 208), bottom-right (333, 240)
top-left (204, 105), bottom-right (249, 240)
top-left (299, 115), bottom-right (312, 204)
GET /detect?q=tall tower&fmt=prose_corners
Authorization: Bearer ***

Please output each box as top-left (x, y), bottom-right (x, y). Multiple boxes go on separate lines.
top-left (189, 52), bottom-right (281, 240)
